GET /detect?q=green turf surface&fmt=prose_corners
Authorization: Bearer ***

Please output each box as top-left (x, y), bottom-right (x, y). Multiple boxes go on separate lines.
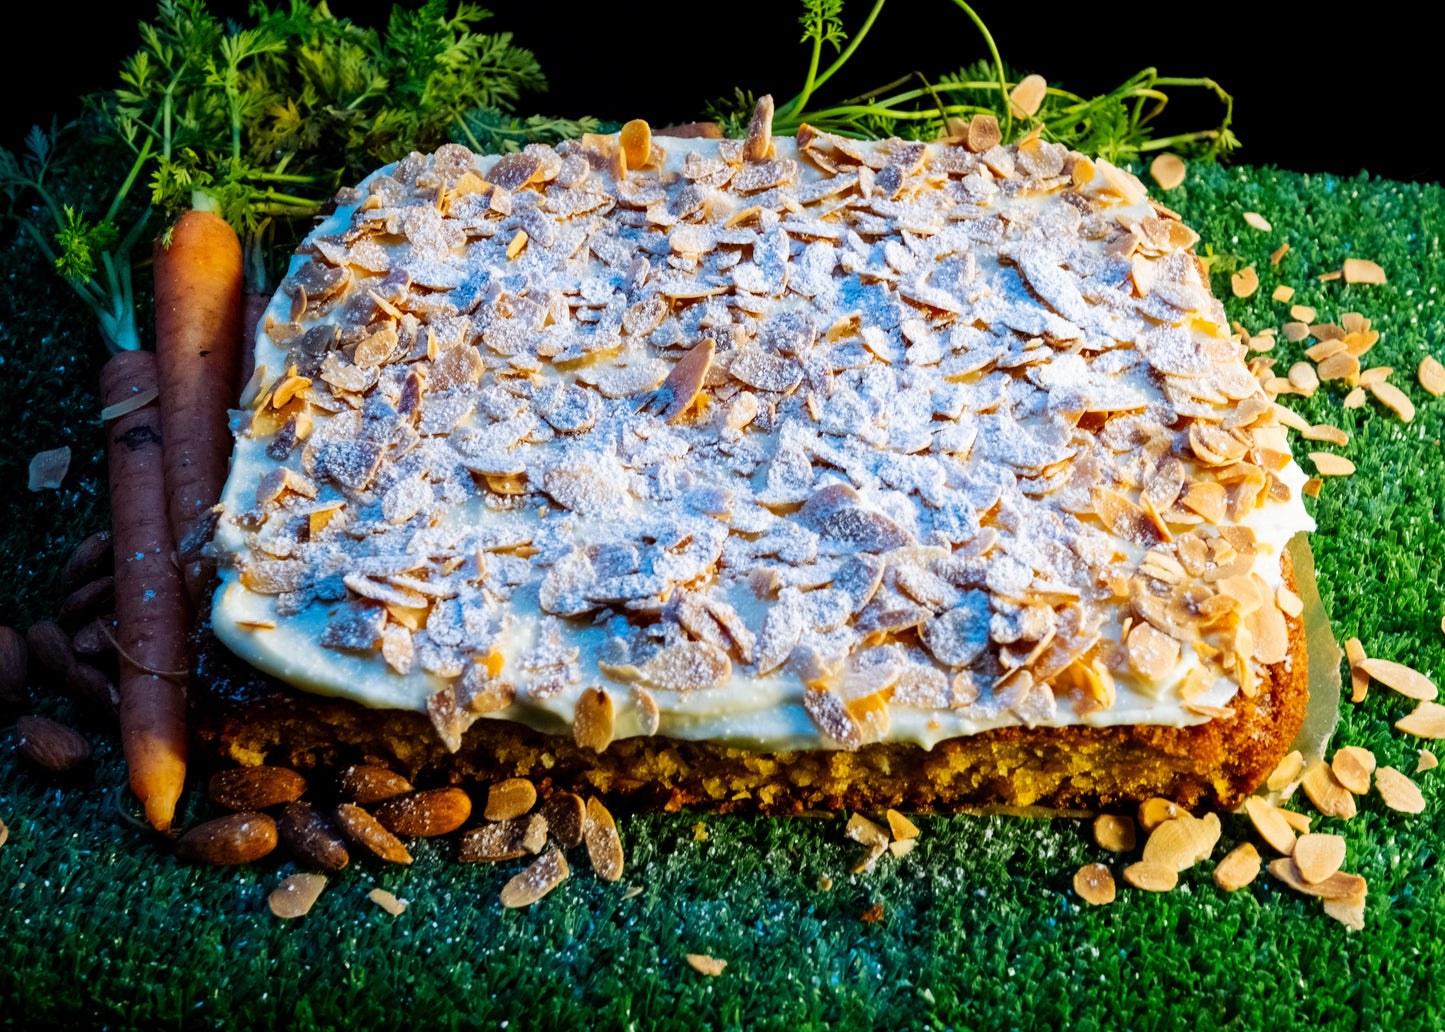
top-left (3, 162), bottom-right (1445, 1031)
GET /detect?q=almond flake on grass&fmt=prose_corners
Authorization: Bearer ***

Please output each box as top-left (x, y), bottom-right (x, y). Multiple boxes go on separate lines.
top-left (885, 809), bottom-right (919, 841)
top-left (1123, 861), bottom-right (1178, 892)
top-left (1268, 858), bottom-right (1367, 903)
top-left (367, 888), bottom-right (407, 916)
top-left (1331, 746), bottom-right (1376, 794)
top-left (500, 850), bottom-right (569, 908)
top-left (1309, 453), bottom-right (1355, 477)
top-left (1137, 797), bottom-right (1182, 834)
top-left (1073, 863), bottom-right (1116, 905)
top-left (584, 797), bottom-right (625, 882)
top-left (1212, 843), bottom-right (1261, 891)
top-left (1398, 701), bottom-right (1445, 739)
top-left (1345, 637), bottom-right (1370, 703)
top-left (1323, 898), bottom-right (1366, 932)
top-left (1369, 380), bottom-right (1416, 422)
top-left (1142, 812), bottom-right (1220, 872)
top-left (1342, 258), bottom-right (1387, 284)
top-left (1279, 809), bottom-right (1312, 834)
top-left (686, 954), bottom-right (728, 976)
top-left (1302, 478), bottom-right (1323, 498)
top-left (1270, 242), bottom-right (1290, 264)
top-left (1245, 797), bottom-right (1297, 856)
top-left (1267, 750), bottom-right (1305, 792)
top-left (1289, 304), bottom-right (1317, 323)
top-left (1231, 267), bottom-right (1259, 299)
top-left (1375, 766), bottom-right (1426, 814)
top-left (1358, 657), bottom-right (1438, 700)
top-left (1149, 154), bottom-right (1185, 191)
top-left (1242, 212), bottom-right (1272, 232)
top-left (1419, 356), bottom-right (1445, 396)
top-left (1271, 285), bottom-right (1295, 303)
top-left (888, 839), bottom-right (918, 858)
top-left (1093, 814), bottom-right (1136, 852)
top-left (1301, 761), bottom-right (1358, 819)
top-left (1417, 750), bottom-right (1438, 773)
top-left (268, 873), bottom-right (327, 918)
top-left (1292, 833), bottom-right (1347, 884)
top-left (1302, 424), bottom-right (1348, 446)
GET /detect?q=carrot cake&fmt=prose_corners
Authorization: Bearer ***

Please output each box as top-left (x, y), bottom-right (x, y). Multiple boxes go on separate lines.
top-left (197, 109), bottom-right (1316, 813)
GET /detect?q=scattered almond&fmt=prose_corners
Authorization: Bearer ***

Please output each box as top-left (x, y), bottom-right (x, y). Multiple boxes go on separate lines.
top-left (1092, 814), bottom-right (1136, 852)
top-left (60, 530), bottom-right (113, 591)
top-left (1271, 284), bottom-right (1295, 303)
top-left (1137, 797), bottom-right (1182, 834)
top-left (1398, 701), bottom-right (1445, 738)
top-left (485, 778), bottom-right (538, 822)
top-left (1341, 258), bottom-right (1386, 284)
top-left (1289, 304), bottom-right (1317, 323)
top-left (1300, 762), bottom-right (1358, 819)
top-left (1142, 812), bottom-right (1220, 871)
top-left (1231, 267), bottom-right (1259, 299)
top-left (1212, 843), bottom-right (1261, 891)
top-left (1008, 74), bottom-right (1047, 118)
top-left (1302, 478), bottom-right (1323, 497)
top-left (885, 809), bottom-right (919, 841)
top-left (175, 812), bottom-right (278, 866)
top-left (459, 814), bottom-right (549, 862)
top-left (334, 803), bottom-right (412, 865)
top-left (1331, 746), bottom-right (1376, 794)
top-left (268, 873), bottom-right (327, 918)
top-left (1268, 858), bottom-right (1367, 902)
top-left (338, 764), bottom-right (413, 805)
top-left (25, 620), bottom-right (76, 675)
top-left (1375, 766), bottom-right (1426, 814)
top-left (686, 954), bottom-right (728, 976)
top-left (208, 766), bottom-right (308, 811)
top-left (1292, 833), bottom-right (1347, 884)
top-left (539, 792), bottom-right (585, 848)
top-left (373, 787), bottom-right (472, 837)
top-left (1343, 387), bottom-right (1367, 409)
top-left (1322, 898), bottom-right (1366, 931)
top-left (584, 797), bottom-right (625, 881)
top-left (1345, 637), bottom-right (1369, 703)
top-left (1149, 154), bottom-right (1185, 191)
top-left (368, 888), bottom-right (407, 916)
top-left (1073, 863), bottom-right (1115, 905)
top-left (1270, 243), bottom-right (1290, 265)
top-left (1122, 861), bottom-right (1178, 892)
top-left (277, 801), bottom-right (350, 872)
top-left (500, 850), bottom-right (569, 907)
top-left (1242, 212), bottom-right (1272, 232)
top-left (845, 813), bottom-right (890, 848)
top-left (1369, 380), bottom-right (1416, 422)
top-left (1244, 797), bottom-right (1297, 856)
top-left (888, 839), bottom-right (917, 858)
top-left (573, 687), bottom-right (615, 752)
top-left (1417, 750), bottom-right (1438, 773)
top-left (0, 626), bottom-right (27, 704)
top-left (14, 715), bottom-right (90, 772)
top-left (1358, 657), bottom-right (1437, 700)
top-left (1278, 809), bottom-right (1312, 834)
top-left (1419, 356), bottom-right (1445, 397)
top-left (1267, 750), bottom-right (1305, 792)
top-left (1309, 452), bottom-right (1355, 476)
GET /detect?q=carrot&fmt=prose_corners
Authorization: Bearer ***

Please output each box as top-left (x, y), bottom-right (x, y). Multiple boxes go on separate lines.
top-left (103, 349), bottom-right (190, 832)
top-left (153, 210), bottom-right (244, 606)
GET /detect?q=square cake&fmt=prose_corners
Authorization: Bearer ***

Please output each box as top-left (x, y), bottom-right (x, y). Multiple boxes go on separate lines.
top-left (197, 112), bottom-right (1315, 813)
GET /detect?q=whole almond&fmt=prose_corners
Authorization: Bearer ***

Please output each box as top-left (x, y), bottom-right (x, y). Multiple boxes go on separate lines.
top-left (484, 778), bottom-right (537, 821)
top-left (60, 530), bottom-right (112, 591)
top-left (338, 764), bottom-right (413, 805)
top-left (58, 576), bottom-right (114, 629)
top-left (25, 621), bottom-right (76, 675)
top-left (72, 615), bottom-right (116, 659)
top-left (175, 812), bottom-right (278, 865)
top-left (64, 662), bottom-right (119, 716)
top-left (373, 787), bottom-right (472, 837)
top-left (584, 797), bottom-right (625, 882)
top-left (209, 766), bottom-right (309, 811)
top-left (14, 715), bottom-right (90, 772)
top-left (334, 803), bottom-right (412, 864)
top-left (0, 625), bottom-right (27, 703)
top-left (277, 801), bottom-right (349, 872)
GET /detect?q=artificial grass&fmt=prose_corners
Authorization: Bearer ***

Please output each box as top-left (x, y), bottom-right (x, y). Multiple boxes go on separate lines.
top-left (3, 160), bottom-right (1445, 1031)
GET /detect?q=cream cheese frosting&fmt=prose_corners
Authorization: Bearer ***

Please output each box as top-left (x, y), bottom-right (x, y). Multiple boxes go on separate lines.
top-left (210, 120), bottom-right (1315, 753)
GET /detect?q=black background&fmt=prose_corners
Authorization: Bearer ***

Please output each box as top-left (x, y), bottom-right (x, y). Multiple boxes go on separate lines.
top-left (4, 1), bottom-right (1437, 183)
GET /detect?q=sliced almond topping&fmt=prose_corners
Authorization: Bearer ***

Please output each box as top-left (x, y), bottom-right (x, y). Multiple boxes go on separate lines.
top-left (1331, 746), bottom-right (1376, 794)
top-left (1398, 701), bottom-right (1445, 739)
top-left (1417, 749), bottom-right (1438, 773)
top-left (1242, 212), bottom-right (1272, 232)
top-left (1123, 861), bottom-right (1179, 892)
top-left (1266, 750), bottom-right (1305, 792)
top-left (505, 229), bottom-right (528, 261)
top-left (885, 809), bottom-right (920, 841)
top-left (1369, 380), bottom-right (1416, 422)
top-left (686, 954), bottom-right (728, 976)
top-left (1309, 452), bottom-right (1355, 477)
top-left (1419, 356), bottom-right (1445, 396)
top-left (499, 850), bottom-right (569, 908)
top-left (1342, 258), bottom-right (1387, 284)
top-left (1230, 266), bottom-right (1259, 299)
top-left (1244, 796), bottom-right (1297, 856)
top-left (573, 687), bottom-right (615, 752)
top-left (1358, 657), bottom-right (1438, 700)
top-left (1275, 585), bottom-right (1304, 619)
top-left (1212, 843), bottom-right (1261, 891)
top-left (1149, 154), bottom-right (1185, 191)
top-left (1009, 74), bottom-right (1048, 118)
top-left (1073, 863), bottom-right (1116, 905)
top-left (1375, 766), bottom-right (1426, 814)
top-left (1093, 814), bottom-right (1136, 853)
top-left (1300, 761), bottom-right (1358, 819)
top-left (1292, 833), bottom-right (1346, 884)
top-left (584, 797), bottom-right (625, 881)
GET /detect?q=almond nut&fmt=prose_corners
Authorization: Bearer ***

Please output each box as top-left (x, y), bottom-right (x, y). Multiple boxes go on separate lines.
top-left (58, 576), bottom-right (114, 629)
top-left (584, 797), bottom-right (625, 882)
top-left (60, 530), bottom-right (113, 591)
top-left (25, 621), bottom-right (76, 675)
top-left (334, 803), bottom-right (412, 864)
top-left (63, 661), bottom-right (119, 716)
top-left (209, 766), bottom-right (309, 811)
top-left (268, 873), bottom-right (327, 918)
top-left (0, 625), bottom-right (27, 703)
top-left (338, 764), bottom-right (413, 805)
top-left (14, 715), bottom-right (90, 772)
top-left (458, 814), bottom-right (549, 862)
top-left (175, 812), bottom-right (278, 865)
top-left (484, 778), bottom-right (538, 821)
top-left (499, 850), bottom-right (569, 908)
top-left (538, 791), bottom-right (585, 847)
top-left (372, 787), bottom-right (472, 837)
top-left (71, 616), bottom-right (116, 659)
top-left (277, 801), bottom-right (350, 872)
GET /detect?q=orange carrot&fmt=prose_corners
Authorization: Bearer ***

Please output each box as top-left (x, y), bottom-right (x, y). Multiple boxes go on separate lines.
top-left (153, 210), bottom-right (244, 606)
top-left (103, 350), bottom-right (190, 832)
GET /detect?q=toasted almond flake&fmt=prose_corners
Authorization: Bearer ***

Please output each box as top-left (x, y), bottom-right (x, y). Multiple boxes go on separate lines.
top-left (1242, 212), bottom-right (1272, 232)
top-left (1309, 452), bottom-right (1355, 476)
top-left (27, 447), bottom-right (71, 492)
top-left (1318, 269), bottom-right (1343, 282)
top-left (584, 797), bottom-right (625, 881)
top-left (500, 850), bottom-right (569, 908)
top-left (1342, 387), bottom-right (1367, 409)
top-left (1279, 809), bottom-right (1312, 834)
top-left (367, 888), bottom-right (407, 916)
top-left (572, 686), bottom-right (615, 752)
top-left (99, 386), bottom-right (160, 422)
top-left (889, 838), bottom-right (918, 858)
top-left (1331, 746), bottom-right (1376, 794)
top-left (1288, 362), bottom-right (1319, 393)
top-left (686, 954), bottom-right (728, 976)
top-left (1369, 380), bottom-right (1416, 422)
top-left (1323, 898), bottom-right (1366, 931)
top-left (1418, 749), bottom-right (1438, 773)
top-left (1275, 586), bottom-right (1304, 619)
top-left (1137, 797), bottom-right (1182, 834)
top-left (1344, 636), bottom-right (1369, 703)
top-left (1231, 266), bottom-right (1259, 299)
top-left (1302, 424), bottom-right (1348, 446)
top-left (1093, 814), bottom-right (1136, 852)
top-left (1142, 812), bottom-right (1220, 872)
top-left (1271, 285), bottom-right (1295, 303)
top-left (1358, 657), bottom-right (1438, 700)
top-left (885, 809), bottom-right (920, 841)
top-left (1289, 304), bottom-right (1317, 324)
top-left (846, 813), bottom-right (890, 848)
top-left (1292, 833), bottom-right (1347, 884)
top-left (1362, 367), bottom-right (1395, 387)
top-left (1149, 154), bottom-right (1186, 191)
top-left (1183, 702), bottom-right (1235, 719)
top-left (621, 885), bottom-right (643, 900)
top-left (1302, 478), bottom-right (1323, 497)
top-left (1375, 766), bottom-right (1426, 814)
top-left (1073, 863), bottom-right (1116, 905)
top-left (484, 779), bottom-right (537, 822)
top-left (1268, 858), bottom-right (1367, 902)
top-left (1300, 761), bottom-right (1358, 819)
top-left (1282, 321), bottom-right (1311, 342)
top-left (1123, 861), bottom-right (1178, 892)
top-left (268, 873), bottom-right (327, 918)
top-left (1267, 750), bottom-right (1305, 792)
top-left (1270, 243), bottom-right (1290, 265)
top-left (1398, 700), bottom-right (1445, 739)
top-left (1244, 796), bottom-right (1297, 856)
top-left (1305, 339), bottom-right (1349, 362)
top-left (1007, 74), bottom-right (1048, 118)
top-left (506, 230), bottom-right (528, 261)
top-left (1342, 258), bottom-right (1387, 284)
top-left (1419, 356), bottom-right (1445, 396)
top-left (1212, 843), bottom-right (1261, 891)
top-left (619, 120), bottom-right (652, 169)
